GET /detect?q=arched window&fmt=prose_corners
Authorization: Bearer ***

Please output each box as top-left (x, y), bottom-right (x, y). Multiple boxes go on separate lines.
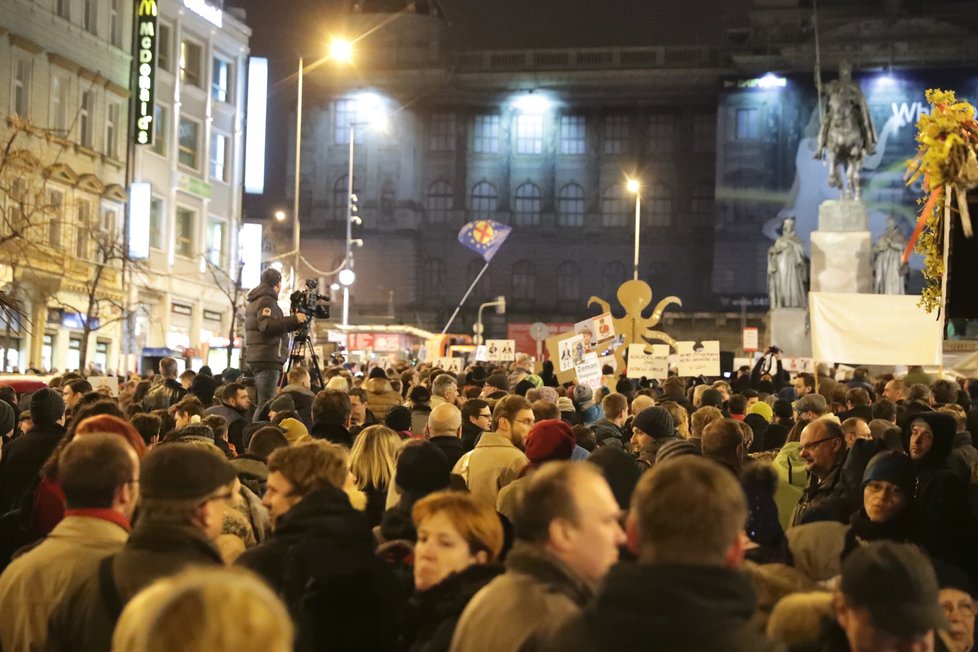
top-left (422, 258), bottom-right (446, 298)
top-left (691, 183), bottom-right (715, 225)
top-left (332, 175), bottom-right (359, 222)
top-left (470, 182), bottom-right (498, 219)
top-left (647, 183), bottom-right (672, 227)
top-left (380, 180), bottom-right (396, 222)
top-left (426, 180), bottom-right (453, 224)
top-left (557, 183), bottom-right (585, 227)
top-left (513, 182), bottom-right (541, 226)
top-left (467, 258), bottom-right (488, 301)
top-left (601, 184), bottom-right (627, 227)
top-left (556, 261), bottom-right (581, 302)
top-left (600, 261), bottom-right (627, 299)
top-left (512, 260), bottom-right (536, 301)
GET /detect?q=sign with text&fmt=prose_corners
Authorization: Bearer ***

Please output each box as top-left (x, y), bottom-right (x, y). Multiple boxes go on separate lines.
top-left (557, 334), bottom-right (585, 373)
top-left (485, 339), bottom-right (516, 362)
top-left (574, 353), bottom-right (603, 390)
top-left (627, 344), bottom-right (669, 380)
top-left (133, 0), bottom-right (158, 145)
top-left (676, 340), bottom-right (721, 377)
top-left (743, 327), bottom-right (759, 352)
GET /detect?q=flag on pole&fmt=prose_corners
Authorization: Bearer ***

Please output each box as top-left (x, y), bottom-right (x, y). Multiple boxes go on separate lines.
top-left (458, 219), bottom-right (512, 262)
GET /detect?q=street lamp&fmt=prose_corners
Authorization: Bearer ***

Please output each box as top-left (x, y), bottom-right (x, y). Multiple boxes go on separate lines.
top-left (626, 177), bottom-right (641, 281)
top-left (329, 37), bottom-right (354, 64)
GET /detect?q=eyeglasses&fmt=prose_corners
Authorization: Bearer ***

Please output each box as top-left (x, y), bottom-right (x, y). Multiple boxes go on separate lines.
top-left (477, 412), bottom-right (492, 419)
top-left (942, 600), bottom-right (977, 619)
top-left (514, 418), bottom-right (535, 427)
top-left (800, 435), bottom-right (841, 453)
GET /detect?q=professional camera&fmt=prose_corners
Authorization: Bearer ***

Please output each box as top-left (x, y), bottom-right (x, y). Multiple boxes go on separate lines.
top-left (290, 279), bottom-right (330, 320)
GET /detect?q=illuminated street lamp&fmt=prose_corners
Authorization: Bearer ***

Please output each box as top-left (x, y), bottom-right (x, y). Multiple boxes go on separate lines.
top-left (626, 177), bottom-right (642, 281)
top-left (274, 210), bottom-right (287, 222)
top-left (329, 37), bottom-right (354, 64)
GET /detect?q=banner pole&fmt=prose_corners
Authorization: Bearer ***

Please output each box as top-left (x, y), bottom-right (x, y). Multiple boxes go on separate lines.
top-left (441, 261), bottom-right (490, 335)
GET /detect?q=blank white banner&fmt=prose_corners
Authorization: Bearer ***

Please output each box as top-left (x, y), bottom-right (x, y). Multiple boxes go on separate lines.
top-left (809, 292), bottom-right (943, 365)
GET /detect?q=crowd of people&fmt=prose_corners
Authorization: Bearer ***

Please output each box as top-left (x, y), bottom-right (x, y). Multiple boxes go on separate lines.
top-left (0, 349), bottom-right (976, 652)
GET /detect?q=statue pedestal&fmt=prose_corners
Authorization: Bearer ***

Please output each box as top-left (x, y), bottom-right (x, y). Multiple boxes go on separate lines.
top-left (811, 200), bottom-right (873, 294)
top-left (767, 308), bottom-right (811, 357)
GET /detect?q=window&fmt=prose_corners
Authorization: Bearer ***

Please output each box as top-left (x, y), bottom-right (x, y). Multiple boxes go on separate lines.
top-left (332, 175), bottom-right (359, 222)
top-left (178, 118), bottom-right (200, 169)
top-left (421, 259), bottom-right (445, 298)
top-left (470, 182), bottom-right (498, 219)
top-left (109, 0), bottom-right (122, 46)
top-left (174, 207), bottom-right (195, 258)
top-left (647, 115), bottom-right (675, 154)
top-left (559, 116), bottom-right (586, 155)
top-left (691, 184), bottom-right (715, 224)
top-left (150, 104), bottom-right (167, 156)
top-left (149, 197), bottom-right (164, 249)
top-left (94, 340), bottom-right (109, 372)
top-left (210, 132), bottom-right (229, 182)
top-left (473, 115), bottom-right (499, 154)
top-left (67, 335), bottom-right (82, 372)
top-left (47, 189), bottom-right (64, 247)
top-left (426, 180), bottom-right (453, 224)
top-left (557, 183), bottom-right (586, 227)
top-left (603, 116), bottom-right (629, 154)
top-left (648, 183), bottom-right (672, 227)
top-left (212, 57), bottom-right (232, 103)
top-left (556, 261), bottom-right (581, 302)
top-left (512, 260), bottom-right (536, 301)
top-left (334, 99), bottom-right (362, 145)
top-left (79, 89), bottom-right (94, 148)
top-left (380, 181), bottom-right (396, 221)
top-left (429, 113), bottom-right (455, 152)
top-left (513, 182), bottom-right (541, 226)
top-left (206, 218), bottom-right (225, 266)
top-left (12, 57), bottom-right (31, 118)
top-left (105, 101), bottom-right (120, 159)
top-left (735, 108), bottom-right (759, 141)
top-left (83, 0), bottom-right (97, 34)
top-left (694, 112), bottom-right (716, 152)
top-left (51, 75), bottom-right (68, 133)
top-left (6, 179), bottom-right (28, 235)
top-left (42, 333), bottom-right (55, 372)
top-left (601, 261), bottom-right (626, 299)
top-left (158, 23), bottom-right (172, 71)
top-left (76, 199), bottom-right (91, 259)
top-left (601, 185), bottom-right (627, 227)
top-left (180, 38), bottom-right (203, 88)
top-left (101, 206), bottom-right (117, 233)
top-left (515, 114), bottom-right (544, 155)
top-left (56, 0), bottom-right (70, 20)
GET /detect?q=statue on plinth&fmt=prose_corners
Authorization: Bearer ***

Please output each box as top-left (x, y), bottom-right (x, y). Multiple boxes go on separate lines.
top-left (767, 217), bottom-right (808, 309)
top-left (872, 217), bottom-right (908, 295)
top-left (815, 61), bottom-right (878, 201)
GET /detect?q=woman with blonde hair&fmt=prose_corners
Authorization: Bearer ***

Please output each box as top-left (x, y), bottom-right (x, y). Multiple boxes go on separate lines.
top-left (348, 425), bottom-right (402, 527)
top-left (401, 491), bottom-right (504, 652)
top-left (112, 568), bottom-right (293, 652)
top-left (658, 401), bottom-right (691, 439)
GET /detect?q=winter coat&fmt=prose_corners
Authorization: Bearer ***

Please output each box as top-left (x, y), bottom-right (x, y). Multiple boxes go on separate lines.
top-left (237, 486), bottom-right (403, 652)
top-left (948, 431), bottom-right (978, 481)
top-left (636, 435), bottom-right (680, 468)
top-left (206, 403), bottom-right (249, 453)
top-left (428, 435), bottom-right (466, 470)
top-left (281, 383), bottom-right (316, 429)
top-left (244, 282), bottom-right (300, 369)
top-left (772, 442), bottom-right (806, 529)
top-left (790, 452), bottom-right (850, 527)
top-left (460, 421), bottom-right (484, 452)
top-left (310, 421), bottom-right (354, 449)
top-left (538, 563), bottom-right (785, 652)
top-left (231, 454), bottom-right (269, 496)
top-left (451, 432), bottom-right (528, 508)
top-left (411, 405), bottom-right (432, 437)
top-left (141, 378), bottom-right (186, 411)
top-left (451, 542), bottom-right (594, 652)
top-left (364, 377), bottom-right (402, 423)
top-left (0, 423), bottom-right (66, 514)
top-left (590, 419), bottom-right (627, 448)
top-left (401, 564), bottom-right (504, 652)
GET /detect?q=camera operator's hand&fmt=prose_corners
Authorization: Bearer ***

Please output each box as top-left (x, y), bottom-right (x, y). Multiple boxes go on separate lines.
top-left (296, 312), bottom-right (308, 324)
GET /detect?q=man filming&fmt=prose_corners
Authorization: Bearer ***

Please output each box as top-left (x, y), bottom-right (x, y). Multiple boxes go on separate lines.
top-left (245, 268), bottom-right (307, 411)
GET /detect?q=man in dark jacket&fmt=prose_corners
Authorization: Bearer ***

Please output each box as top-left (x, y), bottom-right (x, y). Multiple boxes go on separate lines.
top-left (0, 388), bottom-right (66, 514)
top-left (141, 357), bottom-right (186, 411)
top-left (244, 268), bottom-right (306, 414)
top-left (630, 406), bottom-right (679, 468)
top-left (791, 419), bottom-right (850, 526)
top-left (424, 403), bottom-right (466, 468)
top-left (205, 382), bottom-right (251, 453)
top-left (309, 389), bottom-right (354, 448)
top-left (279, 366), bottom-right (316, 428)
top-left (539, 456), bottom-right (783, 652)
top-left (460, 399), bottom-right (491, 451)
top-left (238, 441), bottom-right (401, 652)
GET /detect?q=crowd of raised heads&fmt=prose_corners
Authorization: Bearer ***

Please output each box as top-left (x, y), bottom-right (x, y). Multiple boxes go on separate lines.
top-left (0, 354), bottom-right (977, 651)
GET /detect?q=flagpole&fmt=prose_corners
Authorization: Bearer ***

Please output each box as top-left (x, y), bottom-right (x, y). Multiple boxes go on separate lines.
top-left (441, 261), bottom-right (490, 335)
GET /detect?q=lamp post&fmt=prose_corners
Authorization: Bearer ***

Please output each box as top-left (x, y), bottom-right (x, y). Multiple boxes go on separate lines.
top-left (626, 177), bottom-right (641, 281)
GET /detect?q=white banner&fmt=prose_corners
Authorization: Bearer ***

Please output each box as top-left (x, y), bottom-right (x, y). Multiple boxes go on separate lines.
top-left (485, 340), bottom-right (516, 362)
top-left (676, 340), bottom-right (721, 377)
top-left (627, 343), bottom-right (669, 379)
top-left (575, 353), bottom-right (603, 390)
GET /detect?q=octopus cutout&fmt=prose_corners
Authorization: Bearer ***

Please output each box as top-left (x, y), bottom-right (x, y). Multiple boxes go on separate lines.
top-left (587, 279), bottom-right (682, 373)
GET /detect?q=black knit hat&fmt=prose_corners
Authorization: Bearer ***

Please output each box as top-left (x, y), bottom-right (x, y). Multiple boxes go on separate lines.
top-left (632, 406), bottom-right (675, 439)
top-left (141, 443), bottom-right (237, 501)
top-left (0, 399), bottom-right (14, 436)
top-left (269, 394), bottom-right (296, 413)
top-left (395, 442), bottom-right (450, 495)
top-left (30, 388), bottom-right (65, 426)
top-left (385, 406), bottom-right (412, 432)
top-left (862, 451), bottom-right (916, 500)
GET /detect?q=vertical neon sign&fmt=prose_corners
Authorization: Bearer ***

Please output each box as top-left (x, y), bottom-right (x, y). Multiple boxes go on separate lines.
top-left (133, 0), bottom-right (158, 145)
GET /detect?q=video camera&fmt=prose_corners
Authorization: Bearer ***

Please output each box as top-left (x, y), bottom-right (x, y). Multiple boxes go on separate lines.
top-left (290, 279), bottom-right (330, 320)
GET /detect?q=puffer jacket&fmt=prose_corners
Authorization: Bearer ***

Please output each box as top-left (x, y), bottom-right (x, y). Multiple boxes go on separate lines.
top-left (244, 283), bottom-right (300, 369)
top-left (772, 442), bottom-right (806, 530)
top-left (364, 377), bottom-right (401, 422)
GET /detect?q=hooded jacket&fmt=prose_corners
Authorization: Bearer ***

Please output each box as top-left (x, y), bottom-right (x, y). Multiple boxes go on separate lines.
top-left (244, 283), bottom-right (300, 369)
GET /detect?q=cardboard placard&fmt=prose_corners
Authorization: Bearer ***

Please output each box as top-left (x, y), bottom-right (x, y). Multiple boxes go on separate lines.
top-left (474, 345), bottom-right (488, 362)
top-left (89, 376), bottom-right (119, 396)
top-left (544, 331), bottom-right (586, 385)
top-left (485, 340), bottom-right (516, 362)
top-left (574, 353), bottom-right (603, 390)
top-left (676, 340), bottom-right (721, 377)
top-left (743, 327), bottom-right (759, 352)
top-left (435, 357), bottom-right (464, 373)
top-left (626, 343), bottom-right (669, 380)
top-left (784, 357), bottom-right (815, 374)
top-left (575, 312), bottom-right (616, 352)
top-left (557, 334), bottom-right (585, 373)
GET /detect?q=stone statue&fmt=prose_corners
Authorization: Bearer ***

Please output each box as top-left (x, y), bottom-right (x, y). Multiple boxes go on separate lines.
top-left (815, 61), bottom-right (878, 201)
top-left (872, 217), bottom-right (908, 295)
top-left (768, 217), bottom-right (808, 309)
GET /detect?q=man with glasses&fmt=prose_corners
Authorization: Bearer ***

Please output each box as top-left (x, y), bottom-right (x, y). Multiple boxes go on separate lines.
top-left (461, 399), bottom-right (493, 451)
top-left (791, 419), bottom-right (850, 526)
top-left (453, 395), bottom-right (532, 507)
top-left (937, 563), bottom-right (977, 652)
top-left (49, 443), bottom-right (236, 652)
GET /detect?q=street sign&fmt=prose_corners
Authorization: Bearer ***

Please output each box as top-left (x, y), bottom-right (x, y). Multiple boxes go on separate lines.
top-left (529, 322), bottom-right (550, 341)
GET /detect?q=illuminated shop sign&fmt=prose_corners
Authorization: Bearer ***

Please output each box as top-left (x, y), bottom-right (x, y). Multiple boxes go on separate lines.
top-left (133, 0), bottom-right (158, 145)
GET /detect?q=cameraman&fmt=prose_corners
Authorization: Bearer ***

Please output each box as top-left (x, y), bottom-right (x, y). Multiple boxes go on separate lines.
top-left (245, 268), bottom-right (307, 411)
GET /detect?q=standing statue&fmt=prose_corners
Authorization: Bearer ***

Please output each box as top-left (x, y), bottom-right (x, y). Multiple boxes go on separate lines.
top-left (872, 217), bottom-right (908, 295)
top-left (768, 217), bottom-right (808, 308)
top-left (815, 61), bottom-right (878, 201)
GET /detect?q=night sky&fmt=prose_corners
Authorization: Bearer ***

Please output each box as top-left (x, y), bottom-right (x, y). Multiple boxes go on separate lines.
top-left (231, 0), bottom-right (755, 210)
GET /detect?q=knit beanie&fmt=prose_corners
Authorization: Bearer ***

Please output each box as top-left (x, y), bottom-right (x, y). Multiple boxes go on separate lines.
top-left (385, 406), bottom-right (412, 432)
top-left (141, 443), bottom-right (237, 501)
top-left (30, 388), bottom-right (65, 426)
top-left (655, 438), bottom-right (702, 463)
top-left (0, 399), bottom-right (14, 436)
top-left (748, 401), bottom-right (774, 423)
top-left (862, 451), bottom-right (916, 499)
top-left (395, 441), bottom-right (450, 494)
top-left (631, 406), bottom-right (675, 439)
top-left (269, 394), bottom-right (296, 413)
top-left (524, 419), bottom-right (576, 465)
top-left (278, 418), bottom-right (309, 445)
top-left (572, 384), bottom-right (594, 410)
top-left (536, 386), bottom-right (558, 405)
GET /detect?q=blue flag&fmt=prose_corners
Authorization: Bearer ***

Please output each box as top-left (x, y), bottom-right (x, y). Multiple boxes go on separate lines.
top-left (458, 219), bottom-right (512, 262)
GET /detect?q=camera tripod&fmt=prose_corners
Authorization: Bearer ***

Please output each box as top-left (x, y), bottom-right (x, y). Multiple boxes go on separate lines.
top-left (281, 325), bottom-right (325, 392)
